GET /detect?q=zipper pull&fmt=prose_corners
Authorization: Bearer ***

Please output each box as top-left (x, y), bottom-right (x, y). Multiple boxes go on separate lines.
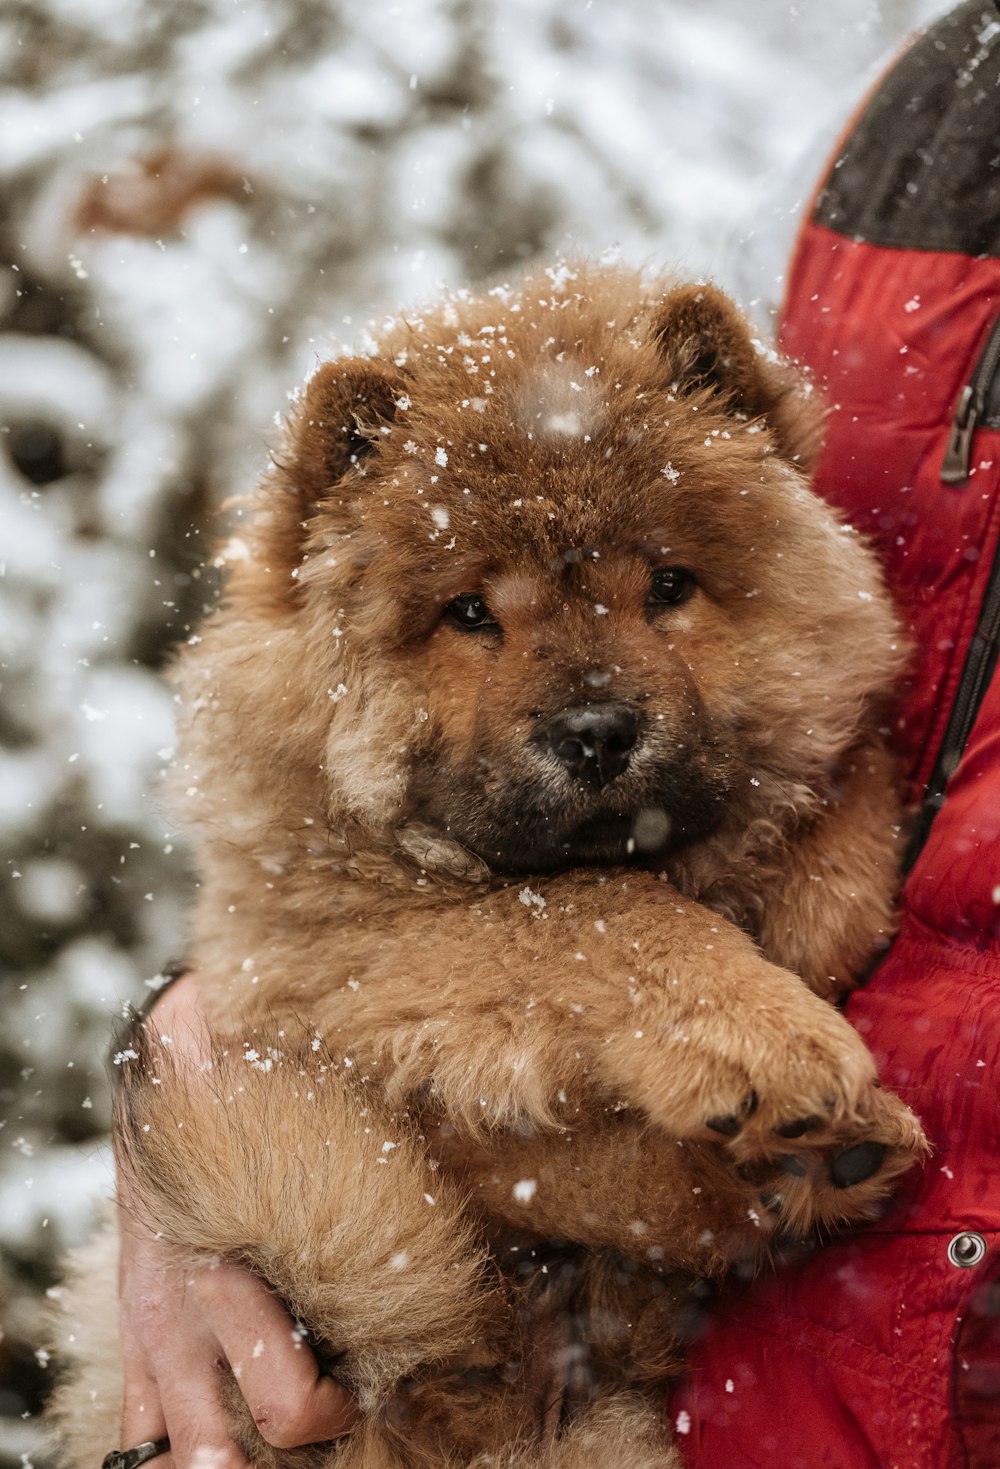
top-left (941, 384), bottom-right (981, 485)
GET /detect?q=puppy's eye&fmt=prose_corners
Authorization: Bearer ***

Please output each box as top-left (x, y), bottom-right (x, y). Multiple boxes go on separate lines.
top-left (443, 594), bottom-right (499, 631)
top-left (648, 566), bottom-right (696, 609)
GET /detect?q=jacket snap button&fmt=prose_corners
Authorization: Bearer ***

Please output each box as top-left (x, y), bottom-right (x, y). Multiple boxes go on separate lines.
top-left (947, 1232), bottom-right (987, 1268)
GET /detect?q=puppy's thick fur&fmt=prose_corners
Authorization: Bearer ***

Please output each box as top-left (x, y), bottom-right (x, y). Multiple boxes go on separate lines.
top-left (50, 266), bottom-right (927, 1468)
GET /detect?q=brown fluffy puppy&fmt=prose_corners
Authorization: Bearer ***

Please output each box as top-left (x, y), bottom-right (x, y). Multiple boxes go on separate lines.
top-left (50, 266), bottom-right (927, 1469)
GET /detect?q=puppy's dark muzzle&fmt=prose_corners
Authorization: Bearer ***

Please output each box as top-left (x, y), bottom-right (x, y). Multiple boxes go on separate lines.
top-left (543, 705), bottom-right (639, 789)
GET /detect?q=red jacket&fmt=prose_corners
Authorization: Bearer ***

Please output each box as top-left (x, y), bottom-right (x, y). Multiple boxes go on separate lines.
top-left (674, 5), bottom-right (1000, 1464)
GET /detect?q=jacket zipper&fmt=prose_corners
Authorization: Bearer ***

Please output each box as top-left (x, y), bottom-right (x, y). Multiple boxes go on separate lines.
top-left (941, 310), bottom-right (1000, 484)
top-left (905, 311), bottom-right (1000, 865)
top-left (904, 516), bottom-right (1000, 871)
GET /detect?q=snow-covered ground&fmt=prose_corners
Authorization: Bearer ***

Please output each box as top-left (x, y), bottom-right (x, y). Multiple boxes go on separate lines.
top-left (0, 0), bottom-right (944, 1456)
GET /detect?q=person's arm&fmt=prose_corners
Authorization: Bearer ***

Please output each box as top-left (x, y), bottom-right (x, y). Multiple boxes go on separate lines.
top-left (114, 974), bottom-right (358, 1469)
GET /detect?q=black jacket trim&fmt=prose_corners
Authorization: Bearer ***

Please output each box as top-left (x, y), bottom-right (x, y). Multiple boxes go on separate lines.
top-left (814, 1), bottom-right (1000, 257)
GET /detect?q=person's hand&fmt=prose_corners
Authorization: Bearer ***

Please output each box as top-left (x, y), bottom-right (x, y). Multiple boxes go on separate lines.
top-left (115, 974), bottom-right (359, 1469)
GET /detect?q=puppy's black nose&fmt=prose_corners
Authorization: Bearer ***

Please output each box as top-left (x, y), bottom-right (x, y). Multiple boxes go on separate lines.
top-left (546, 705), bottom-right (639, 788)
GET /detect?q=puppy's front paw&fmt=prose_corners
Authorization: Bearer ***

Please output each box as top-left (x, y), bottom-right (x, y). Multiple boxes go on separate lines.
top-left (744, 1083), bottom-right (929, 1236)
top-left (682, 1087), bottom-right (928, 1273)
top-left (639, 967), bottom-right (882, 1149)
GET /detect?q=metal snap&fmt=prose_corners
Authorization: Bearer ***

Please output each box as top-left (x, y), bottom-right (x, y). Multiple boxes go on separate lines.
top-left (947, 1231), bottom-right (988, 1268)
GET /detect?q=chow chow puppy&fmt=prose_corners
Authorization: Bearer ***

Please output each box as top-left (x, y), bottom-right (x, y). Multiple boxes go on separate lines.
top-left (50, 265), bottom-right (927, 1469)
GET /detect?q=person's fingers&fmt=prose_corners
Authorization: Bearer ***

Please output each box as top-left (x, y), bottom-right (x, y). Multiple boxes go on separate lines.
top-left (119, 1353), bottom-right (168, 1449)
top-left (157, 1371), bottom-right (253, 1469)
top-left (236, 1355), bottom-right (358, 1447)
top-left (202, 1265), bottom-right (359, 1445)
top-left (118, 1255), bottom-right (241, 1469)
top-left (118, 1252), bottom-right (170, 1452)
top-left (117, 1243), bottom-right (357, 1459)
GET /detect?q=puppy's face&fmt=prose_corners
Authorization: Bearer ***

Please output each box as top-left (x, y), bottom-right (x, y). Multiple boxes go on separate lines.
top-left (233, 269), bottom-right (899, 878)
top-left (398, 510), bottom-right (746, 874)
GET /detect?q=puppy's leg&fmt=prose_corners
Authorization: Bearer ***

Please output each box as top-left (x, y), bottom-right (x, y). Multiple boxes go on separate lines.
top-left (335, 875), bottom-right (923, 1168)
top-left (751, 739), bottom-right (903, 996)
top-left (432, 1116), bottom-right (774, 1276)
top-left (440, 1108), bottom-right (925, 1434)
top-left (535, 1396), bottom-right (679, 1469)
top-left (466, 1394), bottom-right (678, 1469)
top-left (111, 1030), bottom-right (528, 1467)
top-left (436, 1098), bottom-right (924, 1277)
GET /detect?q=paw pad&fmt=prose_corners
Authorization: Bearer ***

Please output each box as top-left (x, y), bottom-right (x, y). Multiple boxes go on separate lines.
top-left (706, 1090), bottom-right (758, 1137)
top-left (829, 1140), bottom-right (886, 1189)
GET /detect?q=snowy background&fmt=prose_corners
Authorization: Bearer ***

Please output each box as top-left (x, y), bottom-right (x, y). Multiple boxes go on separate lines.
top-left (0, 0), bottom-right (944, 1459)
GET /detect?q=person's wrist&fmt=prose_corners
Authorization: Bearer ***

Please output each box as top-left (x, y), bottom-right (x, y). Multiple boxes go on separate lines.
top-left (110, 969), bottom-right (209, 1085)
top-left (112, 971), bottom-right (210, 1225)
top-left (143, 972), bottom-right (208, 1054)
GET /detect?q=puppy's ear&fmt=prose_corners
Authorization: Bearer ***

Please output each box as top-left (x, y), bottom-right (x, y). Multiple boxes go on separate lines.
top-left (290, 358), bottom-right (407, 502)
top-left (651, 284), bottom-right (822, 467)
top-left (651, 284), bottom-right (766, 414)
top-left (248, 360), bottom-right (408, 595)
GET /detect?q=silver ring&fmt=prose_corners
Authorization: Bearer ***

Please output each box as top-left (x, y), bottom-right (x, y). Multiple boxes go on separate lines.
top-left (947, 1231), bottom-right (988, 1268)
top-left (102, 1438), bottom-right (171, 1469)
